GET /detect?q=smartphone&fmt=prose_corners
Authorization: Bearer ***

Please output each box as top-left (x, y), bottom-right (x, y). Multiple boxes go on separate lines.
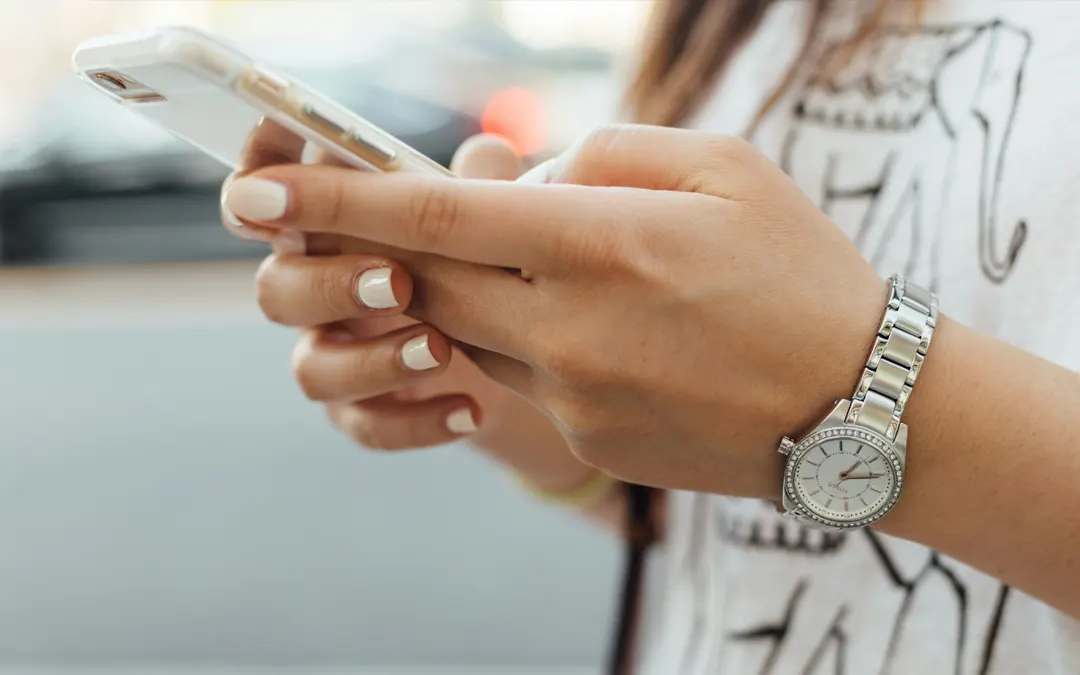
top-left (72, 26), bottom-right (453, 177)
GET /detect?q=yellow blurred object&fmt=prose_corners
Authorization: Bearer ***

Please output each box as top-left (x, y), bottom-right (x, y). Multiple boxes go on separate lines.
top-left (516, 468), bottom-right (620, 510)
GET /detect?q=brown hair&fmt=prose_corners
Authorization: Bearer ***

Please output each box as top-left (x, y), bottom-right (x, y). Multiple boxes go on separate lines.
top-left (626, 0), bottom-right (920, 130)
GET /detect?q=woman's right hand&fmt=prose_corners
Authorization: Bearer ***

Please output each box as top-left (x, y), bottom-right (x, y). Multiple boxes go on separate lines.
top-left (223, 127), bottom-right (600, 495)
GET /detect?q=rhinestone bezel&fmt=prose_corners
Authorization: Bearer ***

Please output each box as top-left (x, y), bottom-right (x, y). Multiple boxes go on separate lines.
top-left (784, 425), bottom-right (904, 529)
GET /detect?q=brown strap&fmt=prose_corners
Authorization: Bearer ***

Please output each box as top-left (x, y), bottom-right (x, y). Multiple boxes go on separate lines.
top-left (607, 483), bottom-right (658, 675)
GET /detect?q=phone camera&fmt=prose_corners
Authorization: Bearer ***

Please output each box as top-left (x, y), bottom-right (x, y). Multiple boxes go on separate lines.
top-left (92, 72), bottom-right (129, 91)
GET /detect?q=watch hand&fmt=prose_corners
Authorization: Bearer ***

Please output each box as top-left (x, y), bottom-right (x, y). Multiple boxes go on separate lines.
top-left (842, 473), bottom-right (884, 480)
top-left (839, 459), bottom-right (861, 479)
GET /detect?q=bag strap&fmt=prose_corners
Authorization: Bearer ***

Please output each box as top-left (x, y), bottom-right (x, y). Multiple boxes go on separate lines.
top-left (606, 483), bottom-right (659, 675)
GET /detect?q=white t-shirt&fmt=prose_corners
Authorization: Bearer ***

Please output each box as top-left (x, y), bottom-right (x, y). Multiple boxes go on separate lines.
top-left (640, 1), bottom-right (1080, 673)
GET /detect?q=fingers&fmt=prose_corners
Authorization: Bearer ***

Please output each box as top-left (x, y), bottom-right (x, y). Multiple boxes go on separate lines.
top-left (255, 254), bottom-right (412, 326)
top-left (458, 344), bottom-right (536, 398)
top-left (543, 124), bottom-right (768, 197)
top-left (257, 247), bottom-right (536, 357)
top-left (292, 325), bottom-right (451, 403)
top-left (404, 255), bottom-right (536, 357)
top-left (239, 117), bottom-right (307, 170)
top-left (221, 172), bottom-right (306, 251)
top-left (450, 134), bottom-right (524, 180)
top-left (222, 164), bottom-right (607, 272)
top-left (222, 118), bottom-right (309, 250)
top-left (327, 394), bottom-right (479, 450)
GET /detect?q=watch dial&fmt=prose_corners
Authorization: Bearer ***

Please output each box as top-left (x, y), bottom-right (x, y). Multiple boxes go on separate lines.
top-left (792, 436), bottom-right (897, 523)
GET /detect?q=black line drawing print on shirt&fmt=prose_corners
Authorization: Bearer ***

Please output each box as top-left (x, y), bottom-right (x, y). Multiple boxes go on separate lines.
top-left (712, 503), bottom-right (1011, 675)
top-left (778, 20), bottom-right (1032, 290)
top-left (727, 579), bottom-right (811, 674)
top-left (676, 19), bottom-right (1030, 675)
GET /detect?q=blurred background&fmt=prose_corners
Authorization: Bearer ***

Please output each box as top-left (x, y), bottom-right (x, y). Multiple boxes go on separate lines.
top-left (0, 1), bottom-right (652, 673)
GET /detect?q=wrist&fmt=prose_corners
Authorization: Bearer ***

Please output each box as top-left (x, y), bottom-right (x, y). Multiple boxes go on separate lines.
top-left (871, 314), bottom-right (973, 538)
top-left (776, 275), bottom-right (943, 529)
top-left (759, 276), bottom-right (891, 503)
top-left (871, 315), bottom-right (1016, 548)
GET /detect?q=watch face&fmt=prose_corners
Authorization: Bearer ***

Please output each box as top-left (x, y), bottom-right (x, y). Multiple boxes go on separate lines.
top-left (786, 427), bottom-right (903, 527)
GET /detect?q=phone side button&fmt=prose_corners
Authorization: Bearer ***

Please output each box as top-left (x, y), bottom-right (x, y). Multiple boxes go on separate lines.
top-left (350, 132), bottom-right (398, 167)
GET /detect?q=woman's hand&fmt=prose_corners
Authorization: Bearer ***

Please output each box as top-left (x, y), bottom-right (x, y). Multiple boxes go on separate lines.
top-left (223, 128), bottom-right (603, 497)
top-left (224, 125), bottom-right (887, 500)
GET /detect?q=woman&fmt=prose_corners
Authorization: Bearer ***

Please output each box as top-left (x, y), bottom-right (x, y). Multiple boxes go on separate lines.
top-left (221, 1), bottom-right (1080, 673)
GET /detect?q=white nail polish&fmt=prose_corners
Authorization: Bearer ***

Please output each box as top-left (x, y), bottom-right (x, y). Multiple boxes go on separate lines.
top-left (221, 176), bottom-right (273, 242)
top-left (446, 408), bottom-right (478, 435)
top-left (224, 178), bottom-right (289, 222)
top-left (401, 335), bottom-right (439, 371)
top-left (356, 268), bottom-right (398, 309)
top-left (222, 205), bottom-right (274, 242)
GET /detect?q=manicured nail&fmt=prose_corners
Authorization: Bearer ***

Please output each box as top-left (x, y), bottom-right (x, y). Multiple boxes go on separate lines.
top-left (401, 335), bottom-right (439, 371)
top-left (222, 202), bottom-right (266, 238)
top-left (223, 209), bottom-right (277, 243)
top-left (221, 176), bottom-right (274, 242)
top-left (446, 408), bottom-right (477, 435)
top-left (272, 231), bottom-right (307, 255)
top-left (356, 268), bottom-right (398, 309)
top-left (224, 178), bottom-right (289, 222)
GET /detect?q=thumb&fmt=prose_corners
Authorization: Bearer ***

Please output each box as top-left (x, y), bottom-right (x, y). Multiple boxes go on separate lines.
top-left (450, 134), bottom-right (524, 180)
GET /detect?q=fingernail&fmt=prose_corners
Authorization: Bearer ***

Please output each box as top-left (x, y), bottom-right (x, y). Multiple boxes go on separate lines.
top-left (223, 209), bottom-right (276, 243)
top-left (356, 268), bottom-right (398, 309)
top-left (221, 178), bottom-right (275, 243)
top-left (446, 408), bottom-right (478, 435)
top-left (401, 334), bottom-right (440, 371)
top-left (272, 231), bottom-right (307, 255)
top-left (224, 178), bottom-right (289, 222)
top-left (222, 202), bottom-right (265, 238)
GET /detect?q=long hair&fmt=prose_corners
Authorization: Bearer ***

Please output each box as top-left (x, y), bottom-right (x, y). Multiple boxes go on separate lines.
top-left (625, 0), bottom-right (921, 129)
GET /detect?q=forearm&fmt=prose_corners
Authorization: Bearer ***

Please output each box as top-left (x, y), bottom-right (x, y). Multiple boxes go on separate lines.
top-left (878, 315), bottom-right (1080, 616)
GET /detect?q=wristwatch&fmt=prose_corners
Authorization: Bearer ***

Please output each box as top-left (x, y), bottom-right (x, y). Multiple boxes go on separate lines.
top-left (777, 274), bottom-right (938, 530)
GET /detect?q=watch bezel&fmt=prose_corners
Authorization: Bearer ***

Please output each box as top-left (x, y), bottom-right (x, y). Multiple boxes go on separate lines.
top-left (784, 425), bottom-right (904, 528)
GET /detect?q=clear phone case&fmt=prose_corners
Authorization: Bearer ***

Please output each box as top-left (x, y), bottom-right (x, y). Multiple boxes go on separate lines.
top-left (72, 26), bottom-right (453, 177)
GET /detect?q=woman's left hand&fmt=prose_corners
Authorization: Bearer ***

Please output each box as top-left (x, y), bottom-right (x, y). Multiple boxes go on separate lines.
top-left (226, 125), bottom-right (889, 500)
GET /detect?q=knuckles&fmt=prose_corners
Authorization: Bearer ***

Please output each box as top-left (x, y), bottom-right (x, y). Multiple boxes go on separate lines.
top-left (407, 182), bottom-right (462, 251)
top-left (329, 406), bottom-right (426, 452)
top-left (567, 124), bottom-right (630, 180)
top-left (701, 134), bottom-right (757, 164)
top-left (345, 419), bottom-right (391, 450)
top-left (255, 254), bottom-right (365, 326)
top-left (312, 264), bottom-right (355, 320)
top-left (254, 256), bottom-right (289, 325)
top-left (319, 176), bottom-right (349, 233)
top-left (290, 338), bottom-right (323, 401)
top-left (330, 407), bottom-right (387, 450)
top-left (567, 125), bottom-right (760, 184)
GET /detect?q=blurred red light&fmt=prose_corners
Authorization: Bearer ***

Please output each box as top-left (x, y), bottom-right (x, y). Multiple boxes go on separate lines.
top-left (480, 86), bottom-right (547, 157)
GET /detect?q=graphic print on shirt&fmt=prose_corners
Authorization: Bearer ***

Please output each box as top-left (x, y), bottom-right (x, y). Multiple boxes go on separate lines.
top-left (778, 20), bottom-right (1031, 291)
top-left (675, 20), bottom-right (1033, 675)
top-left (673, 498), bottom-right (1014, 675)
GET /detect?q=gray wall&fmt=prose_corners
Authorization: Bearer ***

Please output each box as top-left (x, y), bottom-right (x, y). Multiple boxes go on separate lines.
top-left (0, 323), bottom-right (619, 668)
